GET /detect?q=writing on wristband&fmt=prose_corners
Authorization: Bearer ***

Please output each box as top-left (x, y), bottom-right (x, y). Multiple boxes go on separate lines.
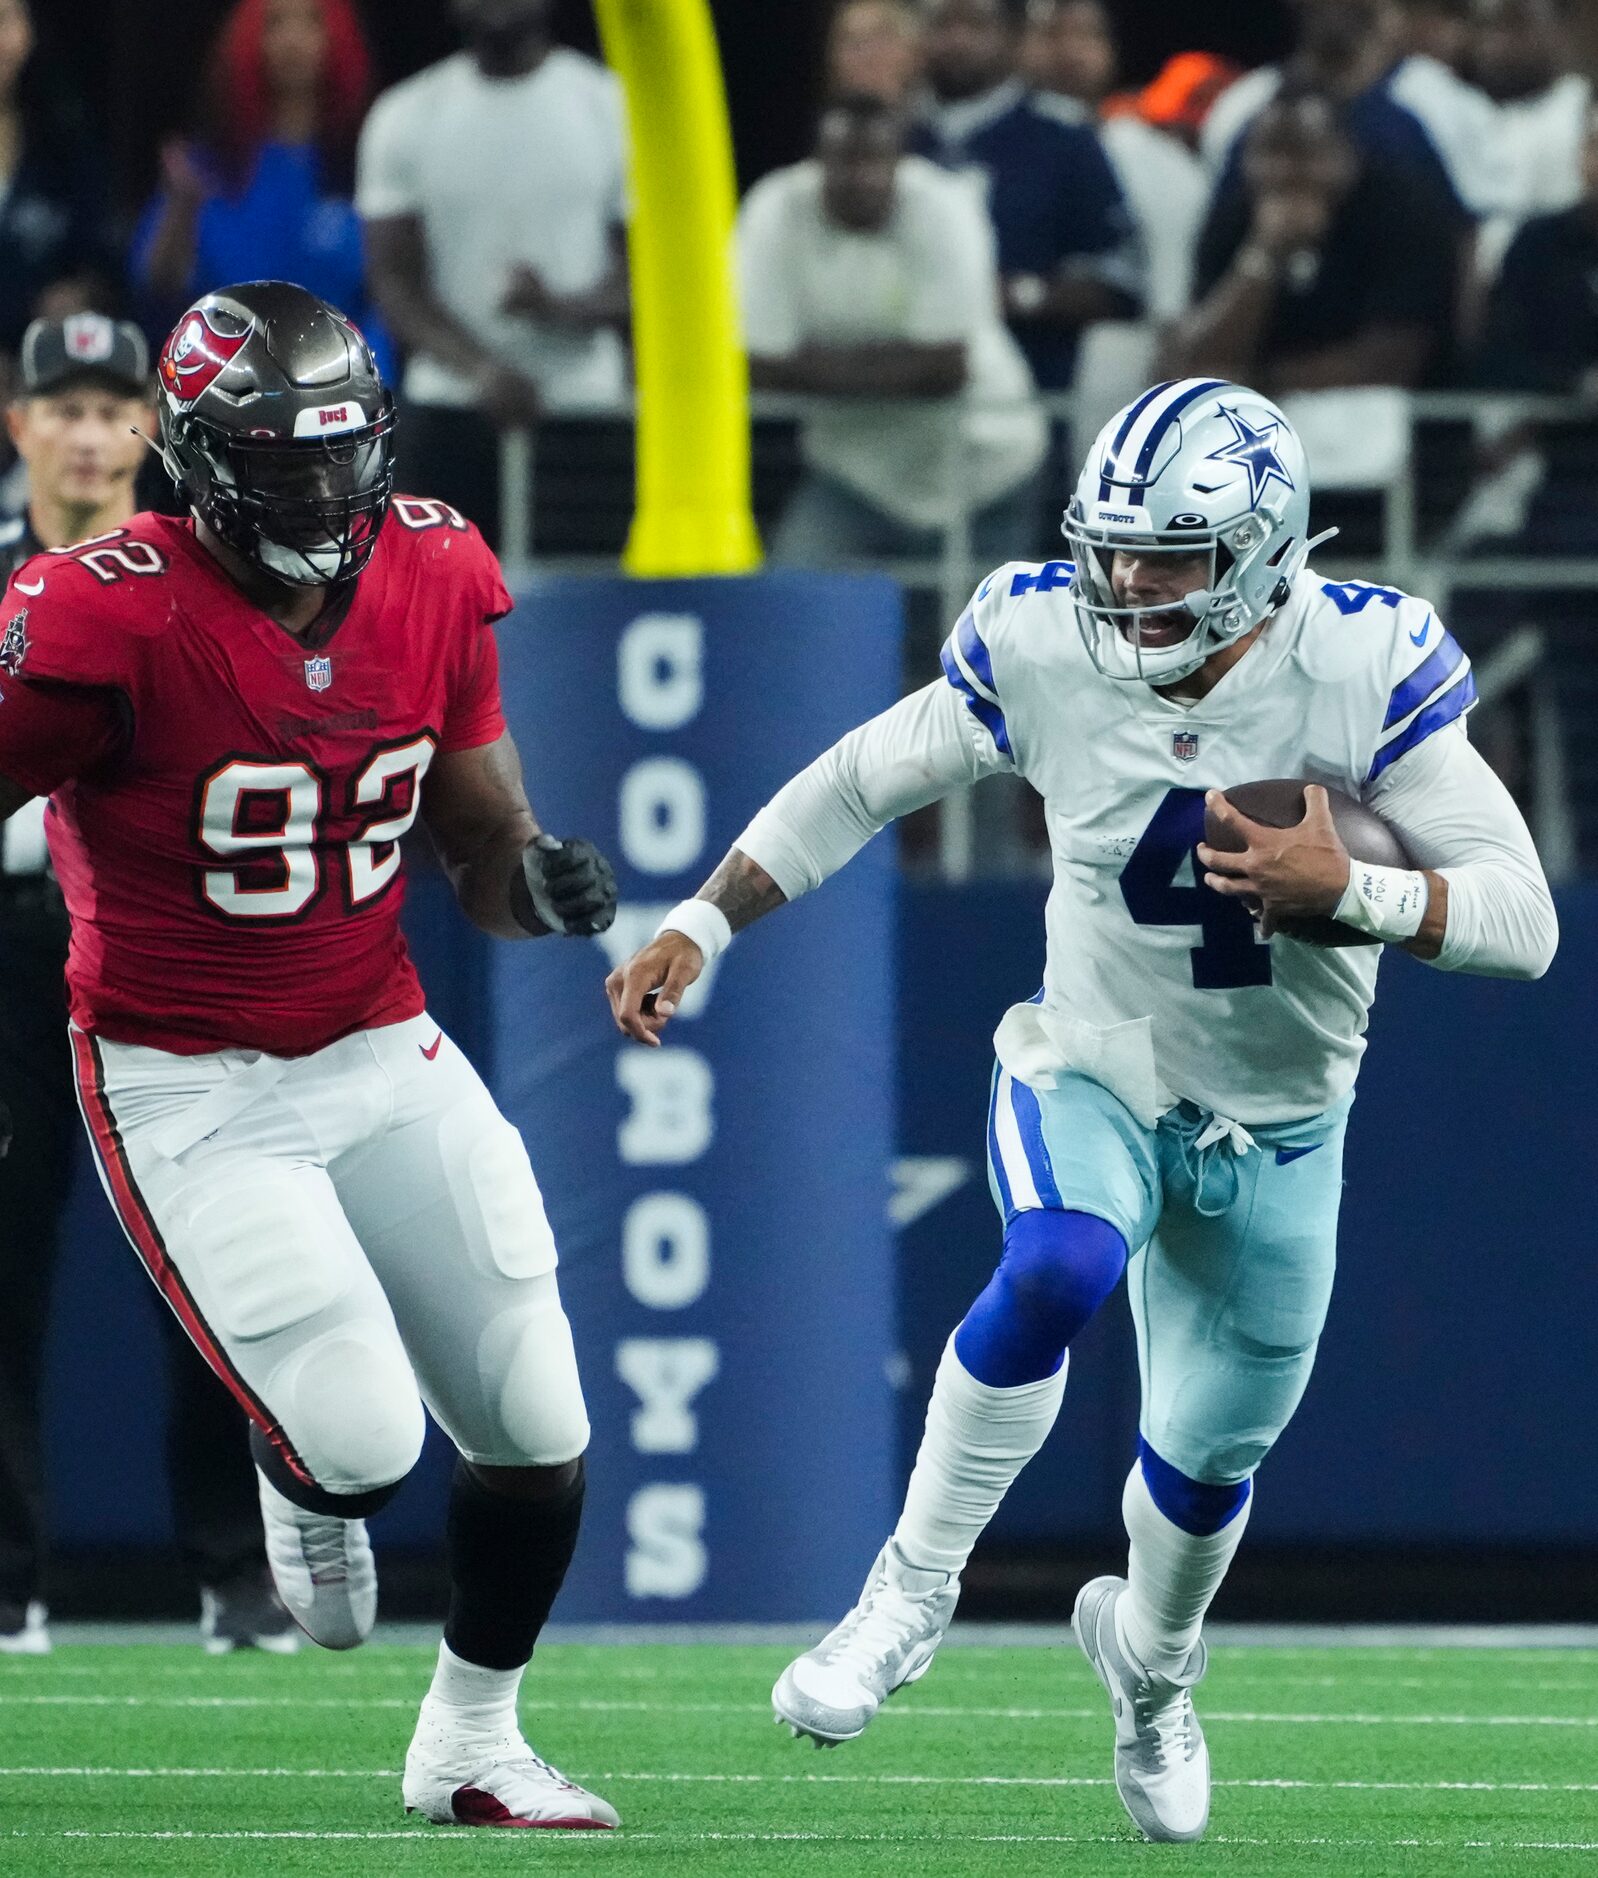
top-left (1334, 862), bottom-right (1428, 941)
top-left (656, 897), bottom-right (732, 962)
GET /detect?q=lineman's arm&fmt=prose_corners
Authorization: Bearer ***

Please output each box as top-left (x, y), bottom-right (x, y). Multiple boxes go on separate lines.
top-left (423, 731), bottom-right (617, 942)
top-left (607, 680), bottom-right (1005, 1044)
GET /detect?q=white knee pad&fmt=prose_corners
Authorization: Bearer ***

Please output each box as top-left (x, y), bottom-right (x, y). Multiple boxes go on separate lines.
top-left (476, 1278), bottom-right (590, 1467)
top-left (268, 1325), bottom-right (426, 1496)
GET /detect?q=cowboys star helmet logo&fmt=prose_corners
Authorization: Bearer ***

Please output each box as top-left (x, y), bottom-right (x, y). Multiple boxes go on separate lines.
top-left (0, 609), bottom-right (28, 676)
top-left (1206, 406), bottom-right (1295, 505)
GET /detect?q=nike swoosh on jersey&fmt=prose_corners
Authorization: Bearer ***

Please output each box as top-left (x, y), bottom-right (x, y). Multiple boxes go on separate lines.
top-left (1275, 1144), bottom-right (1323, 1165)
top-left (1409, 616), bottom-right (1431, 645)
top-left (420, 1033), bottom-right (443, 1061)
top-left (14, 577), bottom-right (43, 596)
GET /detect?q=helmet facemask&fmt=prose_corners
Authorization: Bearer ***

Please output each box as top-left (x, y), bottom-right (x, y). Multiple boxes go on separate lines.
top-left (166, 399), bottom-right (397, 588)
top-left (1062, 502), bottom-right (1299, 685)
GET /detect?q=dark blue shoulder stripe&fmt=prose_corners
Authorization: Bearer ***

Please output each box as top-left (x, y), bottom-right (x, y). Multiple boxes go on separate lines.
top-left (1368, 669), bottom-right (1476, 781)
top-left (940, 636), bottom-right (1011, 757)
top-left (1384, 628), bottom-right (1466, 730)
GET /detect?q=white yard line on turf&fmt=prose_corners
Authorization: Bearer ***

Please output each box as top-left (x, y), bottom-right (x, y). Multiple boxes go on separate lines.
top-left (4, 1693), bottom-right (1595, 1724)
top-left (2, 1768), bottom-right (1598, 1795)
top-left (36, 1621), bottom-right (1598, 1650)
top-left (8, 1830), bottom-right (1598, 1851)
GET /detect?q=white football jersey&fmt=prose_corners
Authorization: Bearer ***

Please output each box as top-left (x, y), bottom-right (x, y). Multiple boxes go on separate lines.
top-left (937, 560), bottom-right (1477, 1126)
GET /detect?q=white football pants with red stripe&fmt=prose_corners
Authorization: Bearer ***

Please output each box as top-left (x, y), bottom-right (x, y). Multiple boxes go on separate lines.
top-left (71, 1013), bottom-right (589, 1498)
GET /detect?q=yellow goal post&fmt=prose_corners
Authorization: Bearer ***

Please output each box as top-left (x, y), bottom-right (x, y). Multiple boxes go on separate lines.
top-left (593, 0), bottom-right (763, 577)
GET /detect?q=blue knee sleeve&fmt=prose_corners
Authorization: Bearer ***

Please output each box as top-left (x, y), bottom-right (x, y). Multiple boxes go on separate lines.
top-left (1138, 1437), bottom-right (1251, 1537)
top-left (954, 1209), bottom-right (1128, 1388)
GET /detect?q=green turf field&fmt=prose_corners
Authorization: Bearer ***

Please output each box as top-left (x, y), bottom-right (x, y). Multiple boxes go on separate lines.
top-left (1, 1638), bottom-right (1595, 1875)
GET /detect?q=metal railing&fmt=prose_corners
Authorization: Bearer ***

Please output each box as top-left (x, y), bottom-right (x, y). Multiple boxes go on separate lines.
top-left (495, 387), bottom-right (1598, 881)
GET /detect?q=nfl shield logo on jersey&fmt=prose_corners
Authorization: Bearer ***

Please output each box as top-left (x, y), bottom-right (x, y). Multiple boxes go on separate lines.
top-left (303, 655), bottom-right (333, 692)
top-left (1172, 729), bottom-right (1200, 763)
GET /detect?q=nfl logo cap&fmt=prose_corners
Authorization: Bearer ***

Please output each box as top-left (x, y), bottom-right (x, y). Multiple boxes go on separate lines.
top-left (20, 313), bottom-right (151, 398)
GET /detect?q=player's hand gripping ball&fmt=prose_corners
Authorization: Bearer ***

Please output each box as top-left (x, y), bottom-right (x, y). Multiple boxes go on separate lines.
top-left (520, 834), bottom-right (618, 937)
top-left (1199, 779), bottom-right (1412, 946)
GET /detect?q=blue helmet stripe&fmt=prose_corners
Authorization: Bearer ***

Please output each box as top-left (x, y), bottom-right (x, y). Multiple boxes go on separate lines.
top-left (1383, 629), bottom-right (1466, 730)
top-left (1367, 669), bottom-right (1477, 781)
top-left (1126, 377), bottom-right (1228, 487)
top-left (1097, 379), bottom-right (1179, 501)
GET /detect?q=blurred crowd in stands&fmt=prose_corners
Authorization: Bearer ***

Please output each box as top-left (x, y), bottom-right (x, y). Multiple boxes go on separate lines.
top-left (5, 0), bottom-right (1598, 572)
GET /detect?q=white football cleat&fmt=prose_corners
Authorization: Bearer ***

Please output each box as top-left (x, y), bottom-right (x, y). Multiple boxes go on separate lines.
top-left (256, 1469), bottom-right (376, 1651)
top-left (0, 1602), bottom-right (50, 1656)
top-left (772, 1539), bottom-right (960, 1745)
top-left (403, 1698), bottom-right (619, 1830)
top-left (1073, 1574), bottom-right (1210, 1844)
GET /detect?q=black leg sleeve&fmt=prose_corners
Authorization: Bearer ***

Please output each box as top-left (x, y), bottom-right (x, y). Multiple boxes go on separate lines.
top-left (444, 1459), bottom-right (586, 1672)
top-left (157, 1305), bottom-right (267, 1590)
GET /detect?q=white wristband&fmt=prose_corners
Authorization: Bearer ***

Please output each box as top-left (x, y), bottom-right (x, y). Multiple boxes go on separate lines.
top-left (656, 898), bottom-right (733, 962)
top-left (1334, 862), bottom-right (1429, 942)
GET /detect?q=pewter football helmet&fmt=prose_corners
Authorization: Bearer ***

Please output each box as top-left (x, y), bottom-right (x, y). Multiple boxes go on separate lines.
top-left (1062, 378), bottom-right (1331, 685)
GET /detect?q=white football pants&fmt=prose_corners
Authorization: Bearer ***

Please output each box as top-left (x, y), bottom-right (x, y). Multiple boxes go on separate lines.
top-left (71, 1013), bottom-right (589, 1497)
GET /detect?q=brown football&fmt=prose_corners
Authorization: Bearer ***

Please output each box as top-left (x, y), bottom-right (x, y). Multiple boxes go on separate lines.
top-left (1204, 779), bottom-right (1413, 948)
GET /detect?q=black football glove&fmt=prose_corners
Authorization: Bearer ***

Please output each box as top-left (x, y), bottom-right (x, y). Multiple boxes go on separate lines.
top-left (519, 833), bottom-right (617, 937)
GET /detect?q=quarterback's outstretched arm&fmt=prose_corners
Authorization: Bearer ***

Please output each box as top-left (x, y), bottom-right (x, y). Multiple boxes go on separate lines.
top-left (608, 681), bottom-right (1003, 1044)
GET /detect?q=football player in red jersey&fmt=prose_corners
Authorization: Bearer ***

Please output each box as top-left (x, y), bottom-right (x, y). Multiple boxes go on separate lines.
top-left (0, 281), bottom-right (621, 1831)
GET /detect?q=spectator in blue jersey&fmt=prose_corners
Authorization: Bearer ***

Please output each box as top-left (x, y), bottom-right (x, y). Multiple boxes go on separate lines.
top-left (908, 0), bottom-right (1142, 390)
top-left (131, 0), bottom-right (392, 377)
top-left (1476, 98), bottom-right (1598, 403)
top-left (1201, 0), bottom-right (1487, 227)
top-left (1166, 87), bottom-right (1458, 394)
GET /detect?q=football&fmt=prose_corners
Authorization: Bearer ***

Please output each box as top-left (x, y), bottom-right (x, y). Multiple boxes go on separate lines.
top-left (1205, 779), bottom-right (1414, 948)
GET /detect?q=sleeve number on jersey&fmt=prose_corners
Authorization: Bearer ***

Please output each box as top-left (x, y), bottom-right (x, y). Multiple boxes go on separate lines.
top-left (391, 497), bottom-right (467, 533)
top-left (197, 738), bottom-right (436, 921)
top-left (1320, 580), bottom-right (1402, 616)
top-left (1119, 787), bottom-right (1273, 990)
top-left (48, 530), bottom-right (168, 585)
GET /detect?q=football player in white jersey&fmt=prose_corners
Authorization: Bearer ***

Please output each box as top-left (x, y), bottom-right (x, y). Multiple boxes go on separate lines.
top-left (606, 379), bottom-right (1557, 1844)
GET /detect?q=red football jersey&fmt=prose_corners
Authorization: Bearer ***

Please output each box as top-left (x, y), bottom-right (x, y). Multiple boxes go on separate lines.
top-left (0, 498), bottom-right (511, 1055)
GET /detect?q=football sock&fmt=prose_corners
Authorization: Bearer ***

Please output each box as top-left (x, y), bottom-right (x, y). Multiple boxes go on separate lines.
top-left (892, 1334), bottom-right (1067, 1575)
top-left (1118, 1449), bottom-right (1252, 1676)
top-left (955, 1209), bottom-right (1128, 1387)
top-left (424, 1639), bottom-right (525, 1731)
top-left (443, 1458), bottom-right (585, 1673)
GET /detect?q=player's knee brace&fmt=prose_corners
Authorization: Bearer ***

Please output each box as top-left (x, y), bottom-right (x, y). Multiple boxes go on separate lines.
top-left (1138, 1436), bottom-right (1251, 1537)
top-left (265, 1325), bottom-right (426, 1500)
top-left (483, 1279), bottom-right (591, 1467)
top-left (954, 1209), bottom-right (1129, 1389)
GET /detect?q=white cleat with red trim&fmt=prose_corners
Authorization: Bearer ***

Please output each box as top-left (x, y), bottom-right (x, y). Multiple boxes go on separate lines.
top-left (256, 1469), bottom-right (377, 1651)
top-left (403, 1698), bottom-right (619, 1830)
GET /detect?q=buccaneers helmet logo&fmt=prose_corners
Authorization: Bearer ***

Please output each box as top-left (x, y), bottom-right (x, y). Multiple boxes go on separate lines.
top-left (159, 311), bottom-right (253, 404)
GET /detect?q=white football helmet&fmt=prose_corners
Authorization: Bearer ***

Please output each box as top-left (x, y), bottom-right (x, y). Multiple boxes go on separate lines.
top-left (1062, 378), bottom-right (1333, 684)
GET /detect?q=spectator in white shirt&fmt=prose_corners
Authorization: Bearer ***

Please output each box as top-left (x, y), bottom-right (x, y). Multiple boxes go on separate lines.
top-left (1022, 0), bottom-right (1208, 320)
top-left (1468, 0), bottom-right (1593, 270)
top-left (357, 0), bottom-right (628, 547)
top-left (740, 95), bottom-right (1047, 567)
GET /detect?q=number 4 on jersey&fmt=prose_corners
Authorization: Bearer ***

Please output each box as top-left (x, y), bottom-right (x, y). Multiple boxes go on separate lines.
top-left (1120, 787), bottom-right (1273, 989)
